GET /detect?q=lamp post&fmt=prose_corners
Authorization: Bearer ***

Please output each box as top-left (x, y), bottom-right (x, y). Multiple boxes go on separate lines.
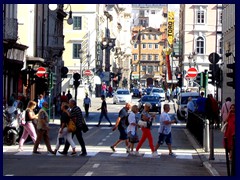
top-left (48, 4), bottom-right (73, 25)
top-left (86, 52), bottom-right (91, 85)
top-left (79, 48), bottom-right (83, 84)
top-left (101, 11), bottom-right (116, 85)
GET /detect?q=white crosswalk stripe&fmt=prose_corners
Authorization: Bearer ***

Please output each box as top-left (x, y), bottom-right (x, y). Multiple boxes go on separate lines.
top-left (7, 146), bottom-right (193, 159)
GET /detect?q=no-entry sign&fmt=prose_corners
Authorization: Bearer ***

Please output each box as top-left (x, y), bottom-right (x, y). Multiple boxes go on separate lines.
top-left (187, 67), bottom-right (198, 78)
top-left (36, 67), bottom-right (46, 77)
top-left (83, 69), bottom-right (92, 76)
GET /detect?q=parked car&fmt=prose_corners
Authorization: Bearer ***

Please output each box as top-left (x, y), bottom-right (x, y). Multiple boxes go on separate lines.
top-left (131, 88), bottom-right (140, 97)
top-left (150, 87), bottom-right (165, 101)
top-left (138, 95), bottom-right (161, 114)
top-left (176, 92), bottom-right (200, 120)
top-left (142, 87), bottom-right (152, 96)
top-left (113, 89), bottom-right (132, 104)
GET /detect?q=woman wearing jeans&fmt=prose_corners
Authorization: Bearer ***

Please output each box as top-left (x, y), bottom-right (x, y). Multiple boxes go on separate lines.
top-left (53, 103), bottom-right (76, 155)
top-left (134, 102), bottom-right (156, 157)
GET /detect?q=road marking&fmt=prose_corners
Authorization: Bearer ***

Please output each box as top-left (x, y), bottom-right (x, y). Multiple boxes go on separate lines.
top-left (97, 142), bottom-right (103, 145)
top-left (93, 164), bottom-right (100, 168)
top-left (102, 138), bottom-right (107, 141)
top-left (85, 171), bottom-right (93, 176)
top-left (176, 153), bottom-right (193, 159)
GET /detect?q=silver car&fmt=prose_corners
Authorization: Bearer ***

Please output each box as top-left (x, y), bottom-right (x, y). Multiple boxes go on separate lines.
top-left (150, 87), bottom-right (165, 101)
top-left (113, 89), bottom-right (132, 104)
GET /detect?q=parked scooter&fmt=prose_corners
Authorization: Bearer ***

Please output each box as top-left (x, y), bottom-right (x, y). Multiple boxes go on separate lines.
top-left (3, 105), bottom-right (23, 146)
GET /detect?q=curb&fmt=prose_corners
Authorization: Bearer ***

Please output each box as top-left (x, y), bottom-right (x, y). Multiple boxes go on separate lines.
top-left (183, 129), bottom-right (220, 176)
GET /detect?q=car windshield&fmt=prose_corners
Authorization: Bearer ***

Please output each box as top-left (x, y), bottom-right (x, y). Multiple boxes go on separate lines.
top-left (142, 96), bottom-right (159, 101)
top-left (117, 91), bottom-right (130, 95)
top-left (152, 89), bottom-right (164, 93)
top-left (181, 97), bottom-right (198, 105)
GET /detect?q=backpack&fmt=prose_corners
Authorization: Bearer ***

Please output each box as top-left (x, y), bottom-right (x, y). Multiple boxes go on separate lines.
top-left (18, 110), bottom-right (26, 126)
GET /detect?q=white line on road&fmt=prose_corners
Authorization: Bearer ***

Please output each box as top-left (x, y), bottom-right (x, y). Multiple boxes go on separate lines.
top-left (92, 164), bottom-right (100, 168)
top-left (85, 171), bottom-right (93, 176)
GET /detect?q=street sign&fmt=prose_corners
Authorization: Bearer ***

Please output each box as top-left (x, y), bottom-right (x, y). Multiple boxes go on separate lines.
top-left (187, 67), bottom-right (198, 78)
top-left (83, 69), bottom-right (92, 76)
top-left (36, 67), bottom-right (46, 77)
top-left (208, 52), bottom-right (220, 64)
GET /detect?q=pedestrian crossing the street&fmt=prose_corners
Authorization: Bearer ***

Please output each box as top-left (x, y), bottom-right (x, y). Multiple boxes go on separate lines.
top-left (5, 146), bottom-right (193, 159)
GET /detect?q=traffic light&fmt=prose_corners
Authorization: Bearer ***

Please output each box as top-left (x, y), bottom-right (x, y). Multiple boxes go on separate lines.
top-left (226, 63), bottom-right (235, 89)
top-left (61, 66), bottom-right (69, 78)
top-left (215, 65), bottom-right (221, 87)
top-left (21, 70), bottom-right (28, 86)
top-left (110, 72), bottom-right (115, 79)
top-left (117, 73), bottom-right (122, 82)
top-left (203, 70), bottom-right (208, 89)
top-left (73, 73), bottom-right (80, 88)
top-left (195, 73), bottom-right (201, 86)
top-left (208, 64), bottom-right (215, 85)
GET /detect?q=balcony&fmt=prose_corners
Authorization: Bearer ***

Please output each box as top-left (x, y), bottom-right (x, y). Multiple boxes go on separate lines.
top-left (3, 18), bottom-right (18, 41)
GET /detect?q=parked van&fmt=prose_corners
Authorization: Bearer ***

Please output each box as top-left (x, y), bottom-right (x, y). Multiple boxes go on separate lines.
top-left (176, 92), bottom-right (200, 120)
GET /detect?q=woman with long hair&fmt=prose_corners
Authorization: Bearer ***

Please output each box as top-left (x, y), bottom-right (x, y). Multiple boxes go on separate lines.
top-left (18, 101), bottom-right (39, 151)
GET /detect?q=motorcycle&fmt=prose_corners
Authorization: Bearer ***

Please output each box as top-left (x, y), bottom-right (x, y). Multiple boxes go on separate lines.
top-left (3, 106), bottom-right (23, 146)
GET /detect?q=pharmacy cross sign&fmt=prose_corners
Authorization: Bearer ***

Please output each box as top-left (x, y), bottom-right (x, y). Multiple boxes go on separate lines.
top-left (187, 67), bottom-right (198, 78)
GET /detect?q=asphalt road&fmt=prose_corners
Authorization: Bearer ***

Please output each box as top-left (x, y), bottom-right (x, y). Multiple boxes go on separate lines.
top-left (3, 97), bottom-right (214, 176)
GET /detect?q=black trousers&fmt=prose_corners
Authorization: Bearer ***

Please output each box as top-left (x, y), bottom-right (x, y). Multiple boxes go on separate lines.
top-left (63, 127), bottom-right (86, 153)
top-left (84, 104), bottom-right (90, 117)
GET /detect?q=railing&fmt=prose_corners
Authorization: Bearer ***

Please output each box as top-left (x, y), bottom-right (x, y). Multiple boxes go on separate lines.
top-left (3, 18), bottom-right (18, 41)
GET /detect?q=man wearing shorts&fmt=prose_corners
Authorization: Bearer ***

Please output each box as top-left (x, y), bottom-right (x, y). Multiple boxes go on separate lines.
top-left (153, 104), bottom-right (177, 156)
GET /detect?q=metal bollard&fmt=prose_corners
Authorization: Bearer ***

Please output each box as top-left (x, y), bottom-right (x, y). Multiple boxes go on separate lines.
top-left (203, 119), bottom-right (210, 152)
top-left (52, 104), bottom-right (55, 122)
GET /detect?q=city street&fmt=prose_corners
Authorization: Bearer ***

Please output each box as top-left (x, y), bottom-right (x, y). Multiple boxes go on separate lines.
top-left (3, 97), bottom-right (227, 176)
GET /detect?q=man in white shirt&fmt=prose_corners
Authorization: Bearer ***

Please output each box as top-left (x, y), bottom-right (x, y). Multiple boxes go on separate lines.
top-left (153, 104), bottom-right (177, 157)
top-left (83, 93), bottom-right (91, 117)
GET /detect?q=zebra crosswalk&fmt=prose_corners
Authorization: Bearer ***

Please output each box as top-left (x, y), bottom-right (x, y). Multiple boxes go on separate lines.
top-left (5, 146), bottom-right (194, 159)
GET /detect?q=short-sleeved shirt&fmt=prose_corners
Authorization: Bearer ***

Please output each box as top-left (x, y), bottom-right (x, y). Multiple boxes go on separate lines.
top-left (37, 109), bottom-right (49, 130)
top-left (141, 110), bottom-right (152, 129)
top-left (127, 111), bottom-right (136, 135)
top-left (159, 111), bottom-right (171, 135)
top-left (84, 97), bottom-right (91, 105)
top-left (60, 111), bottom-right (70, 128)
top-left (100, 100), bottom-right (107, 112)
top-left (118, 107), bottom-right (128, 129)
top-left (70, 106), bottom-right (83, 128)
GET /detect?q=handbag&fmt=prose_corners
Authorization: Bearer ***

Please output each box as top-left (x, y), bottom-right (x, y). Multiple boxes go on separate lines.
top-left (128, 132), bottom-right (139, 143)
top-left (81, 118), bottom-right (89, 133)
top-left (67, 119), bottom-right (76, 132)
top-left (58, 137), bottom-right (65, 145)
top-left (221, 122), bottom-right (228, 133)
top-left (138, 120), bottom-right (147, 128)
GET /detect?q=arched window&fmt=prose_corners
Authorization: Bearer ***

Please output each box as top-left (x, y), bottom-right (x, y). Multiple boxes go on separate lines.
top-left (196, 37), bottom-right (204, 54)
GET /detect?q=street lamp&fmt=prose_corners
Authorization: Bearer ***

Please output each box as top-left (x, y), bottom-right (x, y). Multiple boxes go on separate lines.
top-left (79, 48), bottom-right (83, 84)
top-left (48, 4), bottom-right (73, 25)
top-left (101, 11), bottom-right (116, 84)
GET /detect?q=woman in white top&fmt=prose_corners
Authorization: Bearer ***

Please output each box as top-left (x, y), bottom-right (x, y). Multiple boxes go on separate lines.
top-left (127, 105), bottom-right (139, 153)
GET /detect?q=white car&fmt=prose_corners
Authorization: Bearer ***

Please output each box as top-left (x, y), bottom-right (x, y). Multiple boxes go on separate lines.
top-left (113, 89), bottom-right (132, 104)
top-left (150, 87), bottom-right (165, 101)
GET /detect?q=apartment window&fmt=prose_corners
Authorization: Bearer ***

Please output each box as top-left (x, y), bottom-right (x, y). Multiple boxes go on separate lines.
top-left (148, 44), bottom-right (153, 49)
top-left (218, 11), bottom-right (223, 24)
top-left (149, 34), bottom-right (152, 40)
top-left (133, 54), bottom-right (138, 60)
top-left (73, 44), bottom-right (82, 58)
top-left (133, 65), bottom-right (137, 72)
top-left (140, 10), bottom-right (144, 16)
top-left (134, 44), bottom-right (138, 49)
top-left (154, 35), bottom-right (158, 40)
top-left (73, 16), bottom-right (82, 30)
top-left (196, 10), bottom-right (205, 24)
top-left (196, 37), bottom-right (204, 54)
top-left (142, 65), bottom-right (146, 71)
top-left (142, 43), bottom-right (146, 49)
top-left (155, 44), bottom-right (159, 49)
top-left (155, 54), bottom-right (159, 60)
top-left (142, 34), bottom-right (145, 40)
top-left (148, 55), bottom-right (152, 60)
top-left (151, 10), bottom-right (155, 14)
top-left (218, 38), bottom-right (223, 54)
top-left (142, 54), bottom-right (147, 60)
top-left (154, 66), bottom-right (158, 71)
top-left (147, 66), bottom-right (153, 74)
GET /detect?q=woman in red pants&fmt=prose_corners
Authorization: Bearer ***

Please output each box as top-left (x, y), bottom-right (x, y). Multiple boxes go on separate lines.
top-left (134, 103), bottom-right (156, 157)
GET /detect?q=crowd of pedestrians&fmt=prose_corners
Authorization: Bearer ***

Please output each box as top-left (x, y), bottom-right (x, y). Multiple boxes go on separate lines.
top-left (6, 90), bottom-right (234, 160)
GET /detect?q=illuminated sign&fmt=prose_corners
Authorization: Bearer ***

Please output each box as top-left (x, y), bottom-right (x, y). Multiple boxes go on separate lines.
top-left (167, 12), bottom-right (175, 45)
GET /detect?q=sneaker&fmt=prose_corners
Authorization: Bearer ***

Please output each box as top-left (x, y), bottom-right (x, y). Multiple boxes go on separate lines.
top-left (129, 151), bottom-right (135, 155)
top-left (134, 151), bottom-right (141, 156)
top-left (79, 152), bottom-right (87, 156)
top-left (70, 152), bottom-right (77, 156)
top-left (48, 151), bottom-right (56, 155)
top-left (169, 152), bottom-right (176, 157)
top-left (58, 151), bottom-right (68, 155)
top-left (110, 146), bottom-right (116, 152)
top-left (126, 147), bottom-right (130, 153)
top-left (18, 147), bottom-right (23, 152)
top-left (152, 151), bottom-right (158, 157)
top-left (33, 151), bottom-right (41, 154)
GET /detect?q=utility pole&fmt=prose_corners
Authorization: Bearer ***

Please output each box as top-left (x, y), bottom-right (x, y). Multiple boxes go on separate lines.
top-left (138, 29), bottom-right (141, 86)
